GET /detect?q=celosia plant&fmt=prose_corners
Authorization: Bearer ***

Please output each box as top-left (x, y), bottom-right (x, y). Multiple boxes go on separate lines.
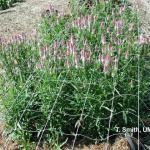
top-left (0, 0), bottom-right (149, 149)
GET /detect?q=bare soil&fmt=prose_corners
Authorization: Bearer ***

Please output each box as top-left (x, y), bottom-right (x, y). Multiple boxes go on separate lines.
top-left (0, 129), bottom-right (131, 150)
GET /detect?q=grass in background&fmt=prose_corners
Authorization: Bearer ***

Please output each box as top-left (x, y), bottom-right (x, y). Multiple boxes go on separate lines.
top-left (0, 0), bottom-right (150, 149)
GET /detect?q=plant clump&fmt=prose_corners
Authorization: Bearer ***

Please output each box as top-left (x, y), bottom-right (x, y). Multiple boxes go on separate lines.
top-left (0, 0), bottom-right (149, 149)
top-left (0, 0), bottom-right (23, 9)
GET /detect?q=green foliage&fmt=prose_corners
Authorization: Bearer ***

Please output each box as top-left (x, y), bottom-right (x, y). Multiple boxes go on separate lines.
top-left (0, 0), bottom-right (23, 9)
top-left (0, 0), bottom-right (149, 148)
top-left (0, 0), bottom-right (10, 9)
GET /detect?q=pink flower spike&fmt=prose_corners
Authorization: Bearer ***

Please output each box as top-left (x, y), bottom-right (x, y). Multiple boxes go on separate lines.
top-left (108, 44), bottom-right (113, 51)
top-left (64, 59), bottom-right (70, 68)
top-left (17, 34), bottom-right (23, 42)
top-left (53, 41), bottom-right (58, 50)
top-left (80, 49), bottom-right (85, 64)
top-left (139, 34), bottom-right (148, 45)
top-left (75, 54), bottom-right (79, 68)
top-left (101, 34), bottom-right (107, 45)
top-left (68, 35), bottom-right (75, 54)
top-left (108, 44), bottom-right (114, 55)
top-left (100, 21), bottom-right (105, 28)
top-left (36, 63), bottom-right (44, 70)
top-left (114, 56), bottom-right (119, 70)
top-left (40, 47), bottom-right (46, 59)
top-left (70, 34), bottom-right (74, 45)
top-left (98, 54), bottom-right (104, 64)
top-left (87, 15), bottom-right (92, 27)
top-left (139, 35), bottom-right (145, 44)
top-left (77, 19), bottom-right (81, 29)
top-left (85, 51), bottom-right (91, 61)
top-left (101, 55), bottom-right (105, 64)
top-left (74, 19), bottom-right (77, 27)
top-left (101, 55), bottom-right (111, 73)
top-left (107, 28), bottom-right (110, 33)
top-left (103, 65), bottom-right (109, 74)
top-left (103, 55), bottom-right (111, 73)
top-left (98, 54), bottom-right (101, 62)
top-left (125, 51), bottom-right (129, 59)
top-left (119, 5), bottom-right (126, 14)
top-left (0, 37), bottom-right (4, 45)
top-left (117, 39), bottom-right (123, 45)
top-left (48, 4), bottom-right (54, 13)
top-left (66, 49), bottom-right (70, 57)
top-left (104, 55), bottom-right (111, 66)
top-left (81, 16), bottom-right (86, 28)
top-left (45, 45), bottom-right (48, 51)
top-left (115, 20), bottom-right (123, 30)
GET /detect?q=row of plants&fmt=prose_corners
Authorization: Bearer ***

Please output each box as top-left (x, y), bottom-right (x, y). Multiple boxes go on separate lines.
top-left (0, 0), bottom-right (23, 9)
top-left (0, 0), bottom-right (150, 149)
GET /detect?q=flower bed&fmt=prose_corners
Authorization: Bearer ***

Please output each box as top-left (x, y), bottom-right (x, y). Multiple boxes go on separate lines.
top-left (0, 0), bottom-right (149, 149)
